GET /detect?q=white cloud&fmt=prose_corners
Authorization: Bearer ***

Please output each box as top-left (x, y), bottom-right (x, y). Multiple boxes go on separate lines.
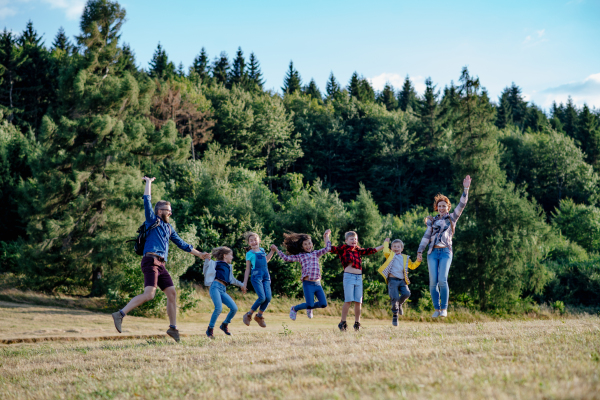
top-left (368, 73), bottom-right (426, 94)
top-left (531, 73), bottom-right (600, 109)
top-left (41, 0), bottom-right (85, 20)
top-left (523, 28), bottom-right (547, 47)
top-left (0, 0), bottom-right (30, 20)
top-left (0, 7), bottom-right (18, 19)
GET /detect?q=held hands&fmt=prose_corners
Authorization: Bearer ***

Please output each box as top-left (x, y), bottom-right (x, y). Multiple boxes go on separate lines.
top-left (241, 285), bottom-right (247, 294)
top-left (200, 252), bottom-right (211, 260)
top-left (417, 252), bottom-right (423, 262)
top-left (270, 244), bottom-right (278, 252)
top-left (463, 175), bottom-right (471, 189)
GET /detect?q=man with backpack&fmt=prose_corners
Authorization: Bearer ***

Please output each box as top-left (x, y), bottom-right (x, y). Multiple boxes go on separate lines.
top-left (112, 176), bottom-right (209, 342)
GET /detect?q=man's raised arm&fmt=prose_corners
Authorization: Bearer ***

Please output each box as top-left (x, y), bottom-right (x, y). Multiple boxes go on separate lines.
top-left (142, 176), bottom-right (156, 222)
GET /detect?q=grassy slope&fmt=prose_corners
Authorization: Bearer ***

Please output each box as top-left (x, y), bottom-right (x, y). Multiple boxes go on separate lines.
top-left (1, 300), bottom-right (600, 399)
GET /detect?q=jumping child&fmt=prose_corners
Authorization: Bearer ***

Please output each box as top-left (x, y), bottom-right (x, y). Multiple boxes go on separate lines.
top-left (242, 232), bottom-right (275, 328)
top-left (271, 229), bottom-right (332, 321)
top-left (331, 232), bottom-right (387, 331)
top-left (378, 239), bottom-right (421, 326)
top-left (203, 247), bottom-right (246, 338)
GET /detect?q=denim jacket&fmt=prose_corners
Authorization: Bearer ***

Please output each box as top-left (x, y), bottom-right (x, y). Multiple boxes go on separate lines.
top-left (142, 195), bottom-right (193, 262)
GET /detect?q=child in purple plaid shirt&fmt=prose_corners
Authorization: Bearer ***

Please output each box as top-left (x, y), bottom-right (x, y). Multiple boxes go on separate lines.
top-left (271, 229), bottom-right (332, 321)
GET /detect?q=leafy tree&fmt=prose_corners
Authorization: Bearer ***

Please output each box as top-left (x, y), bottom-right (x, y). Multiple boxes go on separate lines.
top-left (212, 51), bottom-right (229, 85)
top-left (325, 72), bottom-right (341, 99)
top-left (398, 75), bottom-right (418, 112)
top-left (377, 82), bottom-right (397, 111)
top-left (282, 61), bottom-right (302, 94)
top-left (148, 43), bottom-right (175, 79)
top-left (303, 78), bottom-right (322, 101)
top-left (552, 199), bottom-right (600, 253)
top-left (247, 52), bottom-right (264, 89)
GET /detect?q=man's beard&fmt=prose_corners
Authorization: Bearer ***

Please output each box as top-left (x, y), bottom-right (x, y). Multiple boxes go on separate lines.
top-left (160, 213), bottom-right (170, 223)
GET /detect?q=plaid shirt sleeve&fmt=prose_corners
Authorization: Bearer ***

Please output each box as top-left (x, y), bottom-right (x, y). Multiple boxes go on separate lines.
top-left (313, 241), bottom-right (332, 257)
top-left (277, 249), bottom-right (302, 263)
top-left (450, 189), bottom-right (469, 223)
top-left (357, 247), bottom-right (378, 256)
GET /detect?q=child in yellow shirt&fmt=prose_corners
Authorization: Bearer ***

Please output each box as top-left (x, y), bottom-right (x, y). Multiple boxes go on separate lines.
top-left (378, 239), bottom-right (421, 326)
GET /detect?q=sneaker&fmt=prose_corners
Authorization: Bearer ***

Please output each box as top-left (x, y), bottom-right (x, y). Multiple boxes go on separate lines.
top-left (289, 306), bottom-right (297, 321)
top-left (392, 314), bottom-right (398, 326)
top-left (111, 311), bottom-right (123, 333)
top-left (432, 310), bottom-right (440, 318)
top-left (338, 321), bottom-right (347, 332)
top-left (243, 312), bottom-right (253, 326)
top-left (399, 303), bottom-right (404, 316)
top-left (206, 327), bottom-right (214, 339)
top-left (353, 321), bottom-right (361, 331)
top-left (254, 314), bottom-right (267, 328)
top-left (440, 309), bottom-right (448, 317)
top-left (166, 327), bottom-right (180, 342)
top-left (307, 309), bottom-right (313, 319)
top-left (219, 323), bottom-right (231, 336)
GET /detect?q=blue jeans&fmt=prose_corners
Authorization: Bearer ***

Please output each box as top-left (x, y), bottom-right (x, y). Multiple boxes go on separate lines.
top-left (250, 268), bottom-right (272, 312)
top-left (343, 273), bottom-right (363, 303)
top-left (294, 281), bottom-right (328, 311)
top-left (427, 247), bottom-right (453, 310)
top-left (209, 281), bottom-right (238, 328)
top-left (388, 277), bottom-right (410, 314)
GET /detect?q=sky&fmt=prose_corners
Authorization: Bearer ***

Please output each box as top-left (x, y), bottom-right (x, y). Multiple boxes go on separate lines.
top-left (2, 0), bottom-right (600, 110)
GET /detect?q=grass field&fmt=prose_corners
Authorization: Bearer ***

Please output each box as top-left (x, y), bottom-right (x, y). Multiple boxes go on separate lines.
top-left (1, 297), bottom-right (600, 400)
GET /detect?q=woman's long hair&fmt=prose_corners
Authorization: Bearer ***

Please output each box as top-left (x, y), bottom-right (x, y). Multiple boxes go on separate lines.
top-left (282, 232), bottom-right (312, 255)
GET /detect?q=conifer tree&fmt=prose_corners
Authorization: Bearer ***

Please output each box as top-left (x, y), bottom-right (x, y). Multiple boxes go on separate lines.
top-left (228, 47), bottom-right (246, 88)
top-left (523, 103), bottom-right (547, 132)
top-left (507, 83), bottom-right (527, 128)
top-left (176, 62), bottom-right (185, 77)
top-left (377, 82), bottom-right (397, 111)
top-left (114, 42), bottom-right (137, 73)
top-left (398, 75), bottom-right (418, 111)
top-left (495, 91), bottom-right (512, 129)
top-left (247, 52), bottom-right (264, 89)
top-left (303, 78), bottom-right (322, 101)
top-left (0, 29), bottom-right (25, 123)
top-left (420, 77), bottom-right (440, 146)
top-left (347, 72), bottom-right (374, 102)
top-left (325, 72), bottom-right (340, 99)
top-left (52, 27), bottom-right (73, 52)
top-left (148, 43), bottom-right (175, 80)
top-left (550, 101), bottom-right (565, 132)
top-left (19, 0), bottom-right (192, 295)
top-left (282, 61), bottom-right (302, 94)
top-left (212, 51), bottom-right (229, 85)
top-left (347, 72), bottom-right (360, 99)
top-left (191, 47), bottom-right (211, 82)
top-left (563, 97), bottom-right (578, 140)
top-left (577, 104), bottom-right (600, 167)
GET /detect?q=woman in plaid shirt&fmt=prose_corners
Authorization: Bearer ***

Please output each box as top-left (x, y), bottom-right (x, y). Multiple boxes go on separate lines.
top-left (271, 229), bottom-right (332, 321)
top-left (416, 175), bottom-right (471, 318)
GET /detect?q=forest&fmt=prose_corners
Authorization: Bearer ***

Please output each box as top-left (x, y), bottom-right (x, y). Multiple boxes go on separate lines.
top-left (0, 0), bottom-right (599, 314)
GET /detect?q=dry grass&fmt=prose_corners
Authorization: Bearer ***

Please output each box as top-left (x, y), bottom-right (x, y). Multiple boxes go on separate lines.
top-left (1, 301), bottom-right (599, 399)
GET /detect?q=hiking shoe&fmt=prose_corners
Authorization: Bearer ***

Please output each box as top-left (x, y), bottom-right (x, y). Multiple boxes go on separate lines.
top-left (399, 303), bottom-right (404, 316)
top-left (243, 312), bottom-right (253, 326)
top-left (440, 309), bottom-right (448, 317)
top-left (206, 327), bottom-right (215, 339)
top-left (353, 321), bottom-right (361, 331)
top-left (112, 311), bottom-right (123, 333)
top-left (338, 321), bottom-right (347, 332)
top-left (307, 309), bottom-right (313, 319)
top-left (219, 323), bottom-right (231, 336)
top-left (254, 314), bottom-right (267, 328)
top-left (392, 314), bottom-right (398, 326)
top-left (432, 310), bottom-right (440, 318)
top-left (166, 327), bottom-right (180, 342)
top-left (289, 306), bottom-right (297, 321)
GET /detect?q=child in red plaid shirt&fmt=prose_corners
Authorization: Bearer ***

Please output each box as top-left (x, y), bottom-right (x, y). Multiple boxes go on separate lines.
top-left (271, 229), bottom-right (332, 321)
top-left (331, 231), bottom-right (387, 331)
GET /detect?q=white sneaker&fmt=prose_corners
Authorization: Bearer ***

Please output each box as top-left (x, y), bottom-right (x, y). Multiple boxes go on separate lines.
top-left (289, 306), bottom-right (297, 321)
top-left (440, 310), bottom-right (448, 317)
top-left (307, 309), bottom-right (313, 319)
top-left (432, 310), bottom-right (440, 318)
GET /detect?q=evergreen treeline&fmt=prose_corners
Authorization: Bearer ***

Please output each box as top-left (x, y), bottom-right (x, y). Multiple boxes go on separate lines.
top-left (1, 0), bottom-right (599, 313)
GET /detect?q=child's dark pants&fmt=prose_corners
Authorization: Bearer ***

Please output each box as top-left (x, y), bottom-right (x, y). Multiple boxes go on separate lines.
top-left (388, 277), bottom-right (410, 314)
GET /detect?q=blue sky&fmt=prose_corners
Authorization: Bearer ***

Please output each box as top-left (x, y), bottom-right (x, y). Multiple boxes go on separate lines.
top-left (2, 0), bottom-right (600, 109)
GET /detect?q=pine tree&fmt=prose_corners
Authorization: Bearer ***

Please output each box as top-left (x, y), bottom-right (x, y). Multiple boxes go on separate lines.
top-left (19, 0), bottom-right (192, 295)
top-left (282, 61), bottom-right (302, 94)
top-left (550, 101), bottom-right (565, 132)
top-left (191, 47), bottom-right (211, 82)
top-left (52, 27), bottom-right (73, 52)
top-left (212, 51), bottom-right (229, 85)
top-left (303, 78), bottom-right (322, 101)
top-left (247, 52), bottom-right (264, 89)
top-left (176, 62), bottom-right (185, 77)
top-left (148, 43), bottom-right (175, 79)
top-left (563, 97), bottom-right (578, 140)
top-left (577, 104), bottom-right (600, 167)
top-left (495, 91), bottom-right (513, 129)
top-left (420, 77), bottom-right (440, 146)
top-left (114, 42), bottom-right (137, 73)
top-left (506, 83), bottom-right (527, 128)
top-left (377, 82), bottom-right (397, 111)
top-left (398, 75), bottom-right (418, 112)
top-left (0, 29), bottom-right (26, 123)
top-left (325, 72), bottom-right (340, 99)
top-left (347, 72), bottom-right (374, 102)
top-left (523, 103), bottom-right (547, 132)
top-left (228, 47), bottom-right (246, 88)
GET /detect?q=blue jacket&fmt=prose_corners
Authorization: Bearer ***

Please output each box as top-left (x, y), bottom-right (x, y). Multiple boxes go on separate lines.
top-left (142, 195), bottom-right (193, 262)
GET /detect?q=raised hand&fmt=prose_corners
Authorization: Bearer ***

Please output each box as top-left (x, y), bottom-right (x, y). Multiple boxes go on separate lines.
top-left (142, 176), bottom-right (156, 183)
top-left (463, 175), bottom-right (471, 189)
top-left (324, 229), bottom-right (331, 240)
top-left (384, 237), bottom-right (390, 242)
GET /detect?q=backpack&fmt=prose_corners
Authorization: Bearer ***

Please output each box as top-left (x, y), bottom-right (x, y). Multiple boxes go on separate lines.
top-left (127, 219), bottom-right (161, 256)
